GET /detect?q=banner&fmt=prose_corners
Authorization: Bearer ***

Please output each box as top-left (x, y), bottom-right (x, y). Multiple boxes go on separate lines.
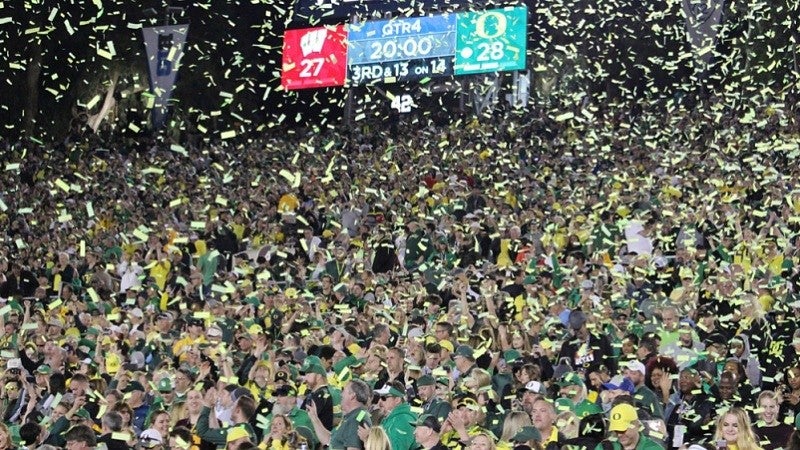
top-left (682, 0), bottom-right (724, 74)
top-left (142, 24), bottom-right (189, 128)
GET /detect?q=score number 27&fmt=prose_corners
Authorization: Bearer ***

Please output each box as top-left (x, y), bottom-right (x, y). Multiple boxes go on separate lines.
top-left (299, 58), bottom-right (324, 77)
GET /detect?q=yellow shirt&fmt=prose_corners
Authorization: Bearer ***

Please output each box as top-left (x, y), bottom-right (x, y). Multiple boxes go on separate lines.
top-left (172, 336), bottom-right (208, 361)
top-left (277, 194), bottom-right (299, 212)
top-left (149, 259), bottom-right (171, 290)
top-left (544, 426), bottom-right (560, 445)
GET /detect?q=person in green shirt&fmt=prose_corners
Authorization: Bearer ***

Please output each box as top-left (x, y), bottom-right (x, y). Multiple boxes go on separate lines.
top-left (596, 404), bottom-right (663, 450)
top-left (556, 372), bottom-right (602, 418)
top-left (624, 360), bottom-right (665, 420)
top-left (266, 385), bottom-right (317, 447)
top-left (196, 390), bottom-right (258, 449)
top-left (416, 375), bottom-right (452, 423)
top-left (368, 381), bottom-right (418, 450)
top-left (309, 379), bottom-right (372, 450)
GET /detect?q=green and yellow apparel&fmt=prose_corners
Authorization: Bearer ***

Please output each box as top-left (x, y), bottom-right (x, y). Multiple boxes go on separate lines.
top-left (172, 330), bottom-right (208, 362)
top-left (376, 385), bottom-right (418, 450)
top-left (594, 404), bottom-right (663, 450)
top-left (196, 407), bottom-right (257, 449)
top-left (416, 376), bottom-right (452, 423)
top-left (543, 425), bottom-right (561, 447)
top-left (329, 405), bottom-right (371, 450)
top-left (574, 399), bottom-right (602, 418)
top-left (557, 373), bottom-right (602, 418)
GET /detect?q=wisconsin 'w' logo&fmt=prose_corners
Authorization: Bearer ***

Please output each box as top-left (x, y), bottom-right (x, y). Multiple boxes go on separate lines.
top-left (300, 28), bottom-right (327, 57)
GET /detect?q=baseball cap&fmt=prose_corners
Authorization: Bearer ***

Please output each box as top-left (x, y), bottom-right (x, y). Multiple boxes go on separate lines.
top-left (503, 349), bottom-right (522, 363)
top-left (608, 404), bottom-right (638, 432)
top-left (6, 359), bottom-right (21, 370)
top-left (417, 375), bottom-right (436, 387)
top-left (300, 360), bottom-right (327, 377)
top-left (556, 372), bottom-right (585, 388)
top-left (704, 333), bottom-right (728, 347)
top-left (523, 381), bottom-right (546, 395)
top-left (186, 317), bottom-right (204, 327)
top-left (512, 426), bottom-right (542, 442)
top-left (125, 381), bottom-right (145, 393)
top-left (374, 384), bottom-right (405, 398)
top-left (140, 429), bottom-right (163, 448)
top-left (273, 385), bottom-right (297, 397)
top-left (157, 377), bottom-right (174, 393)
top-left (454, 345), bottom-right (475, 359)
top-left (74, 408), bottom-right (92, 420)
top-left (455, 394), bottom-right (480, 410)
top-left (231, 387), bottom-right (254, 402)
top-left (568, 310), bottom-right (587, 330)
top-left (207, 326), bottom-right (223, 339)
top-left (226, 426), bottom-right (250, 443)
top-left (602, 376), bottom-right (635, 394)
top-left (415, 414), bottom-right (442, 433)
top-left (625, 360), bottom-right (646, 375)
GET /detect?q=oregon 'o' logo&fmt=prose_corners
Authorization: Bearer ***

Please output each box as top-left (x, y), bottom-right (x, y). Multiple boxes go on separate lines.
top-left (612, 413), bottom-right (622, 420)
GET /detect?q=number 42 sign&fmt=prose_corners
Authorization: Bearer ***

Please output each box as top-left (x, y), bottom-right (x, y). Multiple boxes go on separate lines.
top-left (390, 94), bottom-right (415, 113)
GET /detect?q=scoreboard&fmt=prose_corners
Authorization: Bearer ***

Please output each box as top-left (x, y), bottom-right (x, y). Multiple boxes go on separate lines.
top-left (281, 5), bottom-right (527, 89)
top-left (347, 15), bottom-right (457, 84)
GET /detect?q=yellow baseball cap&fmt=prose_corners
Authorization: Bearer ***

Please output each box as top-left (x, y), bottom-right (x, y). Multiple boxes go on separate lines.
top-left (439, 340), bottom-right (454, 353)
top-left (609, 404), bottom-right (638, 432)
top-left (226, 426), bottom-right (249, 443)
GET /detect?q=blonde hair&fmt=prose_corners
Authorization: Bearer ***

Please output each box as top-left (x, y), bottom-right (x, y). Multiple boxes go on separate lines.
top-left (556, 411), bottom-right (580, 439)
top-left (500, 410), bottom-right (533, 442)
top-left (364, 426), bottom-right (392, 450)
top-left (713, 407), bottom-right (761, 450)
top-left (469, 432), bottom-right (497, 450)
top-left (466, 369), bottom-right (492, 390)
top-left (757, 390), bottom-right (780, 408)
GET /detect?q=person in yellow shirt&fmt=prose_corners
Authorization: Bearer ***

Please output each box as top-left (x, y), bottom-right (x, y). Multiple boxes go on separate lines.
top-left (172, 318), bottom-right (208, 362)
top-left (532, 398), bottom-right (563, 450)
top-left (712, 407), bottom-right (764, 450)
top-left (277, 191), bottom-right (299, 213)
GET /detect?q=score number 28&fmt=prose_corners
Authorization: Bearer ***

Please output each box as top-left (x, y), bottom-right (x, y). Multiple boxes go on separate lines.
top-left (471, 11), bottom-right (512, 62)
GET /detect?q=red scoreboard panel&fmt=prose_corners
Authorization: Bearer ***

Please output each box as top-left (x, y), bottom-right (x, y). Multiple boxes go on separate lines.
top-left (281, 25), bottom-right (348, 90)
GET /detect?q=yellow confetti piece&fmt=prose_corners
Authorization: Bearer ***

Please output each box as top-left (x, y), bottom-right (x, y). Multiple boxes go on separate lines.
top-left (87, 288), bottom-right (100, 303)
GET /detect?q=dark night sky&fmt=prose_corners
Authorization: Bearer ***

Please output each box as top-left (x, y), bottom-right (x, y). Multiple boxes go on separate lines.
top-left (0, 0), bottom-right (795, 142)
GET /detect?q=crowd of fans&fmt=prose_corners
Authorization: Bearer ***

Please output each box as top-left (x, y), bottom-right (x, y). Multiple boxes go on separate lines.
top-left (0, 90), bottom-right (799, 450)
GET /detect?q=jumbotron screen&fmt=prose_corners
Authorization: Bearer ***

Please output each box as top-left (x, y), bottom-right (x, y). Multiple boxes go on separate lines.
top-left (281, 5), bottom-right (527, 90)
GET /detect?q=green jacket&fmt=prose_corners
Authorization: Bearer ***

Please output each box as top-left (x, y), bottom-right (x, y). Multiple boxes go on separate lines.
top-left (633, 385), bottom-right (665, 420)
top-left (196, 406), bottom-right (257, 449)
top-left (381, 403), bottom-right (418, 450)
top-left (423, 398), bottom-right (452, 423)
top-left (330, 407), bottom-right (371, 450)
